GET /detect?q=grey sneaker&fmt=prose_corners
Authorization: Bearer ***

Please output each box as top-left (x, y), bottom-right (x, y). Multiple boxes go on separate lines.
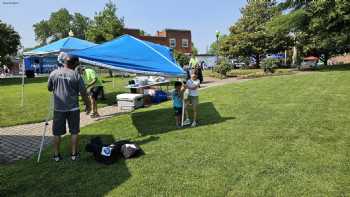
top-left (191, 121), bottom-right (197, 127)
top-left (183, 119), bottom-right (191, 126)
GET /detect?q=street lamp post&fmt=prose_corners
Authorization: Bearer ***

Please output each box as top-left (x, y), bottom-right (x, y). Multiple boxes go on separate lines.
top-left (215, 30), bottom-right (220, 71)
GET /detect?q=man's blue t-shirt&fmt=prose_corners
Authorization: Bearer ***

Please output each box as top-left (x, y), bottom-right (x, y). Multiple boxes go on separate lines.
top-left (172, 90), bottom-right (183, 108)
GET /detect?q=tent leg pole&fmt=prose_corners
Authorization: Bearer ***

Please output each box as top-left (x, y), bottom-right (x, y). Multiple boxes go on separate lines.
top-left (37, 94), bottom-right (54, 163)
top-left (21, 61), bottom-right (25, 107)
top-left (112, 71), bottom-right (115, 89)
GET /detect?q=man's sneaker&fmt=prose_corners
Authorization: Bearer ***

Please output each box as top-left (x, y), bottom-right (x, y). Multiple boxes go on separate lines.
top-left (71, 152), bottom-right (80, 161)
top-left (53, 154), bottom-right (62, 162)
top-left (191, 121), bottom-right (197, 127)
top-left (183, 119), bottom-right (191, 126)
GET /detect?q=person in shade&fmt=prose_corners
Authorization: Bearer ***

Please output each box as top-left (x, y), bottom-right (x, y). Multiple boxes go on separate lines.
top-left (171, 81), bottom-right (186, 128)
top-left (48, 54), bottom-right (91, 162)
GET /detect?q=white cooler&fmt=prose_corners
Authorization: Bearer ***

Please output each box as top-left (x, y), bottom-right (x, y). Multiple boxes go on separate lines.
top-left (116, 93), bottom-right (144, 111)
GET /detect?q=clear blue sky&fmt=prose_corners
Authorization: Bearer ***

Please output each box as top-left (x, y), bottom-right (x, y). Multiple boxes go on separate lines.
top-left (0, 0), bottom-right (246, 53)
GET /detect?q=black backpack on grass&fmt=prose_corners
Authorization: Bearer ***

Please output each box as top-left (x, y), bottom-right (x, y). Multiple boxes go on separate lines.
top-left (85, 137), bottom-right (143, 165)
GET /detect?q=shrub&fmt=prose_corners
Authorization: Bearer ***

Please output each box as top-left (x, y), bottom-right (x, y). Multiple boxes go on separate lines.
top-left (261, 58), bottom-right (279, 73)
top-left (214, 60), bottom-right (232, 77)
top-left (174, 50), bottom-right (190, 66)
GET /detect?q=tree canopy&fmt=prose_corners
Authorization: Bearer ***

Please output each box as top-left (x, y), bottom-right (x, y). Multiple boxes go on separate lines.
top-left (33, 1), bottom-right (123, 45)
top-left (220, 0), bottom-right (291, 67)
top-left (269, 0), bottom-right (350, 64)
top-left (0, 20), bottom-right (21, 65)
top-left (33, 8), bottom-right (90, 45)
top-left (85, 1), bottom-right (124, 43)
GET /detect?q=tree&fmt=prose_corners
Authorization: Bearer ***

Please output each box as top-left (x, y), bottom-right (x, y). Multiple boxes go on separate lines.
top-left (71, 13), bottom-right (91, 40)
top-left (86, 0), bottom-right (124, 43)
top-left (33, 9), bottom-right (90, 44)
top-left (0, 20), bottom-right (21, 65)
top-left (270, 0), bottom-right (350, 65)
top-left (221, 0), bottom-right (286, 67)
top-left (209, 34), bottom-right (227, 55)
top-left (33, 20), bottom-right (51, 45)
top-left (191, 43), bottom-right (198, 55)
top-left (48, 8), bottom-right (73, 41)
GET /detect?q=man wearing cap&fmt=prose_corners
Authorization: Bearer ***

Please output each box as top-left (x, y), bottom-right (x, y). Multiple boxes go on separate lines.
top-left (48, 54), bottom-right (91, 162)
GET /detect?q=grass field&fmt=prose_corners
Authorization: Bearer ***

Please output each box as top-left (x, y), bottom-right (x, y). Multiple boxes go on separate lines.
top-left (1, 70), bottom-right (349, 196)
top-left (0, 75), bottom-right (131, 127)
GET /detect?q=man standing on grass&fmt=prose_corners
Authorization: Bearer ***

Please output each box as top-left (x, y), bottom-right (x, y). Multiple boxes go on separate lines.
top-left (78, 67), bottom-right (104, 118)
top-left (48, 53), bottom-right (91, 162)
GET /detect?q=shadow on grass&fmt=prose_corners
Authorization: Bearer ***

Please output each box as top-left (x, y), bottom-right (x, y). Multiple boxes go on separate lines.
top-left (1, 134), bottom-right (158, 197)
top-left (317, 64), bottom-right (350, 72)
top-left (0, 76), bottom-right (48, 86)
top-left (131, 102), bottom-right (235, 136)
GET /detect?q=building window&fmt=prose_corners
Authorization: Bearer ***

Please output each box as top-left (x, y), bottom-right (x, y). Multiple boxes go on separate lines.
top-left (169, 38), bottom-right (176, 48)
top-left (182, 39), bottom-right (189, 48)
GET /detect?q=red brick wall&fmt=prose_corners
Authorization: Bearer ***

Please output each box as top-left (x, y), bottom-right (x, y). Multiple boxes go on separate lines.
top-left (138, 36), bottom-right (168, 46)
top-left (122, 28), bottom-right (192, 54)
top-left (122, 28), bottom-right (140, 37)
top-left (165, 29), bottom-right (192, 54)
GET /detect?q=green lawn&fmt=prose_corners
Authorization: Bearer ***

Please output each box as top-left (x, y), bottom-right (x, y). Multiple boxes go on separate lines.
top-left (1, 70), bottom-right (350, 196)
top-left (0, 76), bottom-right (130, 127)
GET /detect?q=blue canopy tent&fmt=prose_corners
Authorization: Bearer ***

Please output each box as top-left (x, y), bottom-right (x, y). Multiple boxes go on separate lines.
top-left (20, 37), bottom-right (96, 107)
top-left (69, 35), bottom-right (185, 77)
top-left (24, 37), bottom-right (97, 56)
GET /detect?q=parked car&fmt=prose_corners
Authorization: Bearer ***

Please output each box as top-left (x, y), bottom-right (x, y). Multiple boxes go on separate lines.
top-left (300, 56), bottom-right (319, 70)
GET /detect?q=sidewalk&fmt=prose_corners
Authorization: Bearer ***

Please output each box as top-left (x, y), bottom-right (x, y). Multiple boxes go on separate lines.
top-left (0, 106), bottom-right (127, 164)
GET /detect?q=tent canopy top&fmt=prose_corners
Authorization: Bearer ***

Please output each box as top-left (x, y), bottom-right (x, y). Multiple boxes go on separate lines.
top-left (24, 37), bottom-right (97, 56)
top-left (69, 35), bottom-right (185, 77)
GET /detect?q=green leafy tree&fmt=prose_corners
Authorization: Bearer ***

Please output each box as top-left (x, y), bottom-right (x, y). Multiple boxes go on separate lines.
top-left (191, 43), bottom-right (198, 55)
top-left (270, 0), bottom-right (350, 65)
top-left (209, 34), bottom-right (227, 55)
top-left (86, 0), bottom-right (124, 43)
top-left (33, 9), bottom-right (90, 44)
top-left (0, 20), bottom-right (21, 64)
top-left (71, 13), bottom-right (91, 40)
top-left (221, 0), bottom-right (287, 67)
top-left (33, 20), bottom-right (51, 45)
top-left (48, 8), bottom-right (73, 41)
top-left (174, 50), bottom-right (190, 66)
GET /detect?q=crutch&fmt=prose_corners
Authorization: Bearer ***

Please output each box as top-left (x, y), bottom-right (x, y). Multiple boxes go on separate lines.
top-left (181, 97), bottom-right (185, 127)
top-left (37, 94), bottom-right (54, 163)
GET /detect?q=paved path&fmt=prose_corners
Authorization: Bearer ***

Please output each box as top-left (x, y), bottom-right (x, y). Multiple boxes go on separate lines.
top-left (0, 72), bottom-right (307, 164)
top-left (0, 106), bottom-right (128, 164)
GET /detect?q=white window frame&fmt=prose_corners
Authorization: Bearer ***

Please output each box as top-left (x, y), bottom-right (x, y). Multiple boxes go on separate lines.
top-left (182, 39), bottom-right (189, 48)
top-left (169, 38), bottom-right (176, 48)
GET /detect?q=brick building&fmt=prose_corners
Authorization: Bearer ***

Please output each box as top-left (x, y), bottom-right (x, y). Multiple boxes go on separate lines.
top-left (122, 28), bottom-right (192, 54)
